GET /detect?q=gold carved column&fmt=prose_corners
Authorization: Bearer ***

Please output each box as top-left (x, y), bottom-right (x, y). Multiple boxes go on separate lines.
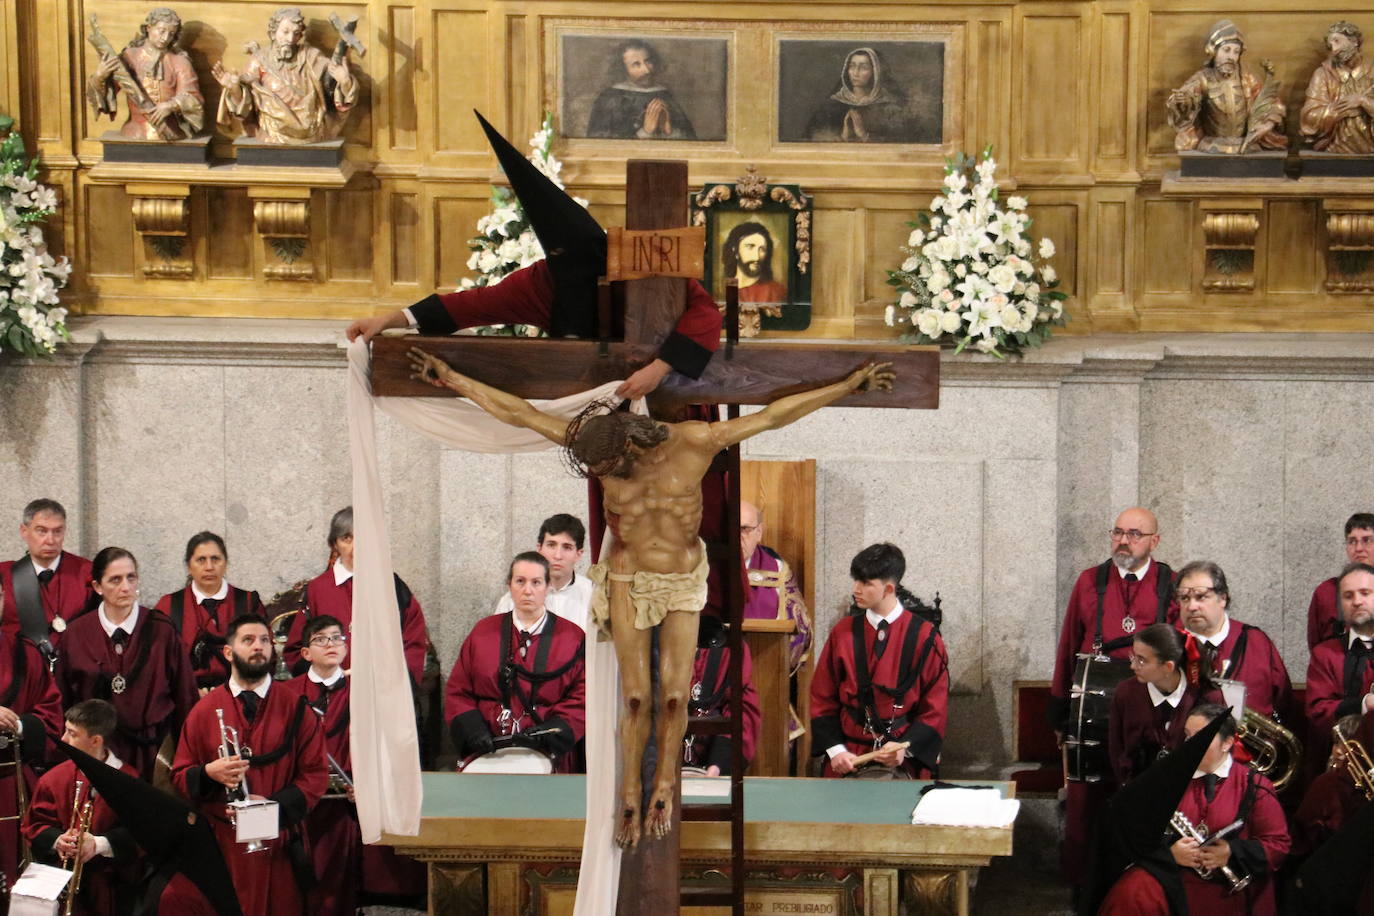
top-left (249, 187), bottom-right (315, 281)
top-left (1323, 200), bottom-right (1374, 293)
top-left (127, 183), bottom-right (192, 279)
top-left (1199, 199), bottom-right (1261, 293)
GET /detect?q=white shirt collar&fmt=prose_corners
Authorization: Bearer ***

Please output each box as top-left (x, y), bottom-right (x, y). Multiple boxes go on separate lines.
top-left (192, 580), bottom-right (229, 602)
top-left (30, 554), bottom-right (60, 575)
top-left (550, 571), bottom-right (578, 594)
top-left (1118, 557), bottom-right (1151, 580)
top-left (1193, 753), bottom-right (1234, 780)
top-left (104, 750), bottom-right (125, 771)
top-left (1147, 674), bottom-right (1187, 708)
top-left (97, 603), bottom-right (139, 638)
top-left (513, 609), bottom-right (548, 636)
top-left (1187, 615), bottom-right (1231, 648)
top-left (228, 676), bottom-right (270, 699)
top-left (307, 666), bottom-right (344, 687)
top-left (1350, 630), bottom-right (1374, 650)
top-left (865, 601), bottom-right (905, 630)
top-left (332, 559), bottom-right (353, 586)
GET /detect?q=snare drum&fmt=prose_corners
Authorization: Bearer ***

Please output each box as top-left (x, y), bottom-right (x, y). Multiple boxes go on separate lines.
top-left (461, 747), bottom-right (554, 775)
top-left (1063, 653), bottom-right (1134, 783)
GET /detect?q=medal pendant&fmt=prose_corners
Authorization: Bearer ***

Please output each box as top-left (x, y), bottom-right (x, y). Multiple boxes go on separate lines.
top-left (691, 682), bottom-right (702, 701)
top-left (1122, 617), bottom-right (1136, 635)
top-left (51, 617), bottom-right (66, 634)
top-left (111, 674), bottom-right (127, 695)
top-left (519, 645), bottom-right (527, 659)
top-left (877, 629), bottom-right (887, 642)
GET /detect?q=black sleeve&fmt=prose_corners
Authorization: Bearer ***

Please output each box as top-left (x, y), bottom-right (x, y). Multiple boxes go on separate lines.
top-left (450, 710), bottom-right (494, 759)
top-left (901, 722), bottom-right (943, 773)
top-left (706, 736), bottom-right (733, 775)
top-left (1229, 837), bottom-right (1270, 877)
top-left (810, 714), bottom-right (844, 755)
top-left (533, 717), bottom-right (576, 756)
top-left (104, 826), bottom-right (139, 865)
top-left (30, 826), bottom-right (61, 862)
top-left (269, 784), bottom-right (309, 829)
top-left (407, 293), bottom-right (458, 336)
top-left (1336, 696), bottom-right (1364, 720)
top-left (657, 332), bottom-right (713, 379)
top-left (184, 764), bottom-right (223, 802)
top-left (1045, 694), bottom-right (1070, 734)
top-left (18, 713), bottom-right (48, 767)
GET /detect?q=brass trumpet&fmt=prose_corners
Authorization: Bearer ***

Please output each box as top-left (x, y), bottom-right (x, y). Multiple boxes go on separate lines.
top-left (217, 708), bottom-right (266, 854)
top-left (1169, 810), bottom-right (1250, 893)
top-left (62, 779), bottom-right (94, 916)
top-left (1332, 723), bottom-right (1374, 801)
top-left (1237, 708), bottom-right (1303, 793)
top-left (0, 729), bottom-right (32, 873)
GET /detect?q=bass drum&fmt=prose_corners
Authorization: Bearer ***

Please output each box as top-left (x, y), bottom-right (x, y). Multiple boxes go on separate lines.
top-left (462, 747), bottom-right (554, 775)
top-left (1063, 653), bottom-right (1134, 783)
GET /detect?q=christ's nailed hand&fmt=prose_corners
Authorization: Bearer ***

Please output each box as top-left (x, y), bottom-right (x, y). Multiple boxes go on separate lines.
top-left (408, 347), bottom-right (450, 389)
top-left (855, 361), bottom-right (896, 392)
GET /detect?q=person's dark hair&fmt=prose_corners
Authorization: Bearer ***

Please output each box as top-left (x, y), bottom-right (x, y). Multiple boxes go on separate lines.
top-left (225, 613), bottom-right (271, 641)
top-left (562, 400), bottom-right (669, 479)
top-left (508, 551), bottom-right (551, 582)
top-left (1336, 713), bottom-right (1364, 740)
top-left (609, 38), bottom-right (663, 81)
top-left (129, 7), bottom-right (184, 50)
top-left (65, 699), bottom-right (118, 740)
top-left (328, 507), bottom-right (354, 546)
top-left (1176, 560), bottom-right (1230, 608)
top-left (22, 498), bottom-right (66, 525)
top-left (1187, 702), bottom-right (1237, 741)
top-left (82, 547), bottom-right (139, 614)
top-left (301, 614), bottom-right (344, 646)
top-left (850, 542), bottom-right (905, 585)
top-left (1338, 562), bottom-right (1374, 589)
top-left (721, 221), bottom-right (775, 284)
top-left (1134, 622), bottom-right (1184, 667)
top-left (184, 531), bottom-right (228, 564)
top-left (1346, 513), bottom-right (1374, 536)
top-left (1328, 20), bottom-right (1363, 49)
top-left (538, 514), bottom-right (586, 551)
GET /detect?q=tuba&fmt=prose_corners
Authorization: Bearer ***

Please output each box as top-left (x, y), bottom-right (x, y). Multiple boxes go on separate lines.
top-left (1237, 708), bottom-right (1302, 793)
top-left (1331, 724), bottom-right (1374, 801)
top-left (62, 779), bottom-right (94, 916)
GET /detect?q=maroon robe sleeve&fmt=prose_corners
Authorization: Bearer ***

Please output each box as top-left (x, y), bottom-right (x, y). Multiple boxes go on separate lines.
top-left (444, 622), bottom-right (495, 760)
top-left (808, 622), bottom-right (846, 755)
top-left (1051, 570), bottom-right (1095, 706)
top-left (1256, 628), bottom-right (1293, 721)
top-left (534, 620), bottom-right (586, 754)
top-left (700, 642), bottom-right (761, 772)
top-left (1306, 639), bottom-right (1351, 733)
top-left (399, 591), bottom-right (430, 688)
top-left (19, 759), bottom-right (66, 857)
top-left (1308, 578), bottom-right (1339, 651)
top-left (1098, 866), bottom-right (1173, 916)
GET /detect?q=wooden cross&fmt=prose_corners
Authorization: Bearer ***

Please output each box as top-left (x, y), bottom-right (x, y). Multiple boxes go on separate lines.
top-left (370, 159), bottom-right (939, 914)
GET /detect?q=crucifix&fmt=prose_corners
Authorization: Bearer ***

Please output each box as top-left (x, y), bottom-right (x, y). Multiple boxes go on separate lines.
top-left (367, 116), bottom-right (939, 915)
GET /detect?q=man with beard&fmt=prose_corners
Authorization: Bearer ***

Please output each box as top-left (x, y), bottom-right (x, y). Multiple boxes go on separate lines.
top-left (1048, 507), bottom-right (1177, 893)
top-left (0, 498), bottom-right (91, 658)
top-left (1166, 20), bottom-right (1287, 154)
top-left (722, 222), bottom-right (788, 305)
top-left (585, 39), bottom-right (696, 140)
top-left (1306, 564), bottom-right (1374, 786)
top-left (86, 6), bottom-right (204, 141)
top-left (1301, 21), bottom-right (1374, 153)
top-left (212, 6), bottom-right (359, 143)
top-left (1306, 512), bottom-right (1374, 650)
top-left (167, 614), bottom-right (327, 916)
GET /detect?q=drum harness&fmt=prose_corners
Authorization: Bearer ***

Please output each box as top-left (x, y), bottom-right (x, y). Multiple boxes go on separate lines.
top-left (847, 613), bottom-right (942, 758)
top-left (496, 613), bottom-right (583, 736)
top-left (1091, 560), bottom-right (1174, 655)
top-left (10, 557), bottom-right (59, 671)
top-left (683, 638), bottom-right (729, 765)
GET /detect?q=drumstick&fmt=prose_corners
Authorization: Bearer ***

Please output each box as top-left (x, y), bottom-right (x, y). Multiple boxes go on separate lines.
top-left (850, 741), bottom-right (911, 768)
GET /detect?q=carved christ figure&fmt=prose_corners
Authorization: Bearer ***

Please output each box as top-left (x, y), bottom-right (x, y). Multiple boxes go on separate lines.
top-left (408, 347), bottom-right (893, 845)
top-left (1300, 21), bottom-right (1374, 154)
top-left (1167, 20), bottom-right (1287, 154)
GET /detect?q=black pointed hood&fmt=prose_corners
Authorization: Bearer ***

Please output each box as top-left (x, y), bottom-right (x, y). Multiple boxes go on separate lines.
top-left (474, 110), bottom-right (606, 338)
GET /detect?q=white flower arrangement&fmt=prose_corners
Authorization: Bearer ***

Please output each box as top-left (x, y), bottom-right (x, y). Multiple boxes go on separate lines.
top-left (886, 148), bottom-right (1067, 357)
top-left (0, 115), bottom-right (70, 358)
top-left (457, 113), bottom-right (588, 337)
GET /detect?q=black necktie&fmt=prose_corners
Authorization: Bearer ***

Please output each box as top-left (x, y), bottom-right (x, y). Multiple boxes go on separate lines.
top-left (240, 690), bottom-right (260, 723)
top-left (1202, 772), bottom-right (1220, 801)
top-left (874, 620), bottom-right (891, 661)
top-left (201, 598), bottom-right (221, 615)
top-left (314, 681), bottom-right (332, 713)
top-left (517, 630), bottom-right (534, 660)
top-left (110, 630), bottom-right (129, 652)
top-left (36, 569), bottom-right (54, 586)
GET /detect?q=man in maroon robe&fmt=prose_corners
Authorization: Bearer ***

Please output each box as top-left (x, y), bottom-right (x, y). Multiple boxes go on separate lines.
top-left (0, 630), bottom-right (64, 889)
top-left (170, 614), bottom-right (328, 916)
top-left (286, 506), bottom-right (431, 686)
top-left (56, 601), bottom-right (197, 780)
top-left (1051, 507), bottom-right (1178, 885)
top-left (1166, 706), bottom-right (1289, 916)
top-left (1306, 563), bottom-right (1374, 784)
top-left (22, 700), bottom-right (140, 916)
top-left (1306, 513), bottom-right (1374, 650)
top-left (1294, 713), bottom-right (1367, 856)
top-left (684, 615), bottom-right (761, 775)
top-left (0, 498), bottom-right (92, 659)
top-left (810, 543), bottom-right (948, 778)
top-left (446, 553), bottom-right (586, 772)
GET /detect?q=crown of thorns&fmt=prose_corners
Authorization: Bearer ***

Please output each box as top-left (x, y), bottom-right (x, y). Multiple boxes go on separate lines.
top-left (561, 398), bottom-right (625, 479)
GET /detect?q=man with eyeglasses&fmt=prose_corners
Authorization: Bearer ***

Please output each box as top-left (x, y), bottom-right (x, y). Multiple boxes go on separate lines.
top-left (1305, 512), bottom-right (1374, 650)
top-left (1049, 506), bottom-right (1178, 890)
top-left (1306, 563), bottom-right (1374, 785)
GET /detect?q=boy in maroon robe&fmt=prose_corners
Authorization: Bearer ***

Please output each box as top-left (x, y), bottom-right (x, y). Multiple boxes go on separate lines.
top-left (810, 543), bottom-right (948, 778)
top-left (1306, 563), bottom-right (1374, 782)
top-left (56, 548), bottom-right (198, 781)
top-left (1176, 561), bottom-right (1292, 719)
top-left (446, 553), bottom-right (586, 772)
top-left (684, 615), bottom-right (761, 775)
top-left (0, 498), bottom-right (92, 659)
top-left (22, 700), bottom-right (140, 916)
top-left (170, 614), bottom-right (328, 916)
top-left (1166, 705), bottom-right (1289, 916)
top-left (286, 506), bottom-right (431, 687)
top-left (1306, 512), bottom-right (1374, 650)
top-left (0, 629), bottom-right (64, 889)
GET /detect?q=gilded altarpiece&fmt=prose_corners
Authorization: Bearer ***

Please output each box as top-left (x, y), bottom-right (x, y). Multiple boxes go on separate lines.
top-left (4, 1), bottom-right (1374, 335)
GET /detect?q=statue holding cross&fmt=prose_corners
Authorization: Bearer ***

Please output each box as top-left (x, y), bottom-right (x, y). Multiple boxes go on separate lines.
top-left (409, 346), bottom-right (894, 844)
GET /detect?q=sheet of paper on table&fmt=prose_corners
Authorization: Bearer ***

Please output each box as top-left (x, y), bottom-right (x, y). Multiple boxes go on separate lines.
top-left (683, 775), bottom-right (731, 798)
top-left (910, 788), bottom-right (1019, 828)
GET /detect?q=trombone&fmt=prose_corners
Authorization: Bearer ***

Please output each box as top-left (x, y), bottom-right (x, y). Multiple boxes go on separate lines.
top-left (217, 708), bottom-right (266, 854)
top-left (0, 729), bottom-right (32, 874)
top-left (61, 779), bottom-right (94, 916)
top-left (1331, 723), bottom-right (1374, 800)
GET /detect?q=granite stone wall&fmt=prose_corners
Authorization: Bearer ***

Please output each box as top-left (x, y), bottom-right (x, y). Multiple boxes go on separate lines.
top-left (3, 321), bottom-right (1372, 773)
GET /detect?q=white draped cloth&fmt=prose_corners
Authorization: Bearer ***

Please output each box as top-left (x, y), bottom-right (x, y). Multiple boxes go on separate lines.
top-left (344, 339), bottom-right (624, 909)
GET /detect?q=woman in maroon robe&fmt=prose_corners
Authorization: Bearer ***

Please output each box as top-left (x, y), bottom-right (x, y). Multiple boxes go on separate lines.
top-left (1109, 624), bottom-right (1217, 785)
top-left (55, 548), bottom-right (198, 780)
top-left (0, 629), bottom-right (63, 889)
top-left (155, 532), bottom-right (265, 691)
top-left (171, 614), bottom-right (329, 916)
